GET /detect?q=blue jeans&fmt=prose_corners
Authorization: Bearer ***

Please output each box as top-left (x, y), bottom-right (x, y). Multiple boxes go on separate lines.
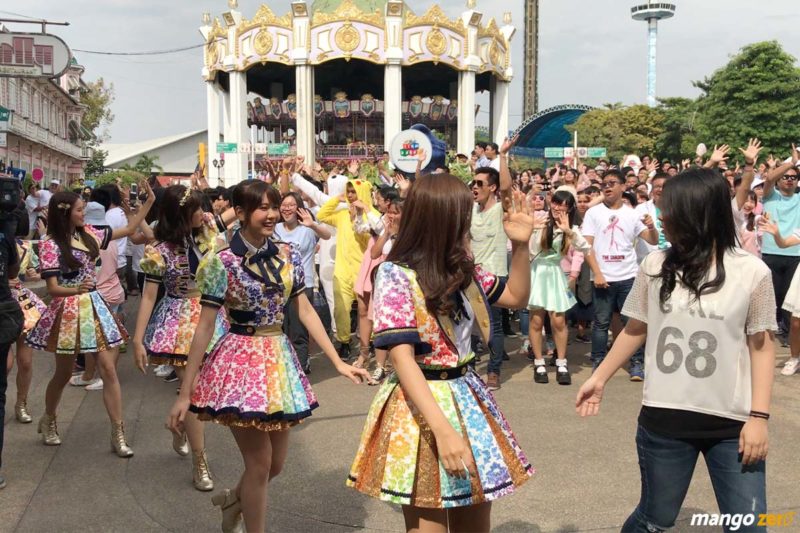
top-left (591, 278), bottom-right (643, 366)
top-left (519, 308), bottom-right (529, 337)
top-left (622, 425), bottom-right (766, 533)
top-left (487, 276), bottom-right (507, 375)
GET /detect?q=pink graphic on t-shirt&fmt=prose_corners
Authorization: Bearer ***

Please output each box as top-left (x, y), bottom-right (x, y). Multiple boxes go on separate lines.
top-left (604, 215), bottom-right (621, 251)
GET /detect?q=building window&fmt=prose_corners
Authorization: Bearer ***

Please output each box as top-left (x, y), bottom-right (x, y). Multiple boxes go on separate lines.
top-left (8, 80), bottom-right (17, 112)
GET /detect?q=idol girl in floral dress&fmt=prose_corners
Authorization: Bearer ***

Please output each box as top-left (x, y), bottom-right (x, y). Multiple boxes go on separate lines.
top-left (6, 238), bottom-right (46, 423)
top-left (27, 183), bottom-right (155, 457)
top-left (132, 184), bottom-right (230, 491)
top-left (348, 174), bottom-right (536, 533)
top-left (168, 180), bottom-right (369, 533)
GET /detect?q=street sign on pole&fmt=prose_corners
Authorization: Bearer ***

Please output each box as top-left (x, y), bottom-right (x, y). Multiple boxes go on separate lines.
top-left (588, 147), bottom-right (607, 158)
top-left (544, 147), bottom-right (564, 158)
top-left (267, 143), bottom-right (290, 156)
top-left (0, 106), bottom-right (9, 130)
top-left (216, 142), bottom-right (238, 153)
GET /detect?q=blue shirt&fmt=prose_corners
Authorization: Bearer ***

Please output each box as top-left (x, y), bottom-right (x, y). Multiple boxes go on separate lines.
top-left (275, 223), bottom-right (318, 288)
top-left (761, 188), bottom-right (800, 257)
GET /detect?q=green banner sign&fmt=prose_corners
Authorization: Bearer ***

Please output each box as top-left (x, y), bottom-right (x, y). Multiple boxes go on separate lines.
top-left (216, 142), bottom-right (238, 153)
top-left (0, 106), bottom-right (10, 122)
top-left (544, 147), bottom-right (564, 158)
top-left (588, 147), bottom-right (607, 158)
top-left (267, 143), bottom-right (290, 156)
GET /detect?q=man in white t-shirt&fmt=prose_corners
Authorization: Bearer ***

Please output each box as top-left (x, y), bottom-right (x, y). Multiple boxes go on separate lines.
top-left (100, 185), bottom-right (129, 294)
top-left (484, 142), bottom-right (501, 171)
top-left (24, 184), bottom-right (45, 237)
top-left (634, 173), bottom-right (670, 262)
top-left (583, 169), bottom-right (659, 380)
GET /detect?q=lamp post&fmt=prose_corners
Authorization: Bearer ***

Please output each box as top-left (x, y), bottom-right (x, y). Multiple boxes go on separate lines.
top-left (212, 153), bottom-right (226, 186)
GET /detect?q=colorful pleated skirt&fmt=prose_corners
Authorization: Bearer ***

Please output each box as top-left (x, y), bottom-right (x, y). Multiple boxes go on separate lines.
top-left (11, 285), bottom-right (47, 335)
top-left (347, 368), bottom-right (533, 508)
top-left (528, 254), bottom-right (576, 313)
top-left (144, 295), bottom-right (227, 366)
top-left (189, 330), bottom-right (318, 432)
top-left (26, 291), bottom-right (128, 355)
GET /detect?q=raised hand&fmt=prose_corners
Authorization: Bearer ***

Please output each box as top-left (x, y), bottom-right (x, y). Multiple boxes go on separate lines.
top-left (554, 211), bottom-right (571, 233)
top-left (757, 216), bottom-right (779, 236)
top-left (791, 143), bottom-right (799, 165)
top-left (348, 159), bottom-right (360, 176)
top-left (738, 138), bottom-right (762, 166)
top-left (503, 190), bottom-right (536, 243)
top-left (708, 144), bottom-right (730, 167)
top-left (298, 208), bottom-right (315, 227)
top-left (499, 135), bottom-right (519, 155)
top-left (766, 154), bottom-right (778, 169)
top-left (416, 147), bottom-right (427, 163)
top-left (394, 174), bottom-right (410, 194)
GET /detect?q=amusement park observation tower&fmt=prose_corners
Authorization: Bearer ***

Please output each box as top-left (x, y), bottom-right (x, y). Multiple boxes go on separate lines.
top-left (199, 0), bottom-right (515, 184)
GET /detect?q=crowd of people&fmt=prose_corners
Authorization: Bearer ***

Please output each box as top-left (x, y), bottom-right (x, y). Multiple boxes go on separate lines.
top-left (0, 135), bottom-right (797, 532)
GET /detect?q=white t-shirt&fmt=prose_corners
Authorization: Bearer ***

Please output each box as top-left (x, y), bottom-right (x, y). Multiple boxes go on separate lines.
top-left (623, 249), bottom-right (776, 422)
top-left (105, 207), bottom-right (128, 269)
top-left (471, 202), bottom-right (508, 277)
top-left (25, 194), bottom-right (40, 229)
top-left (38, 189), bottom-right (52, 208)
top-left (582, 203), bottom-right (647, 282)
top-left (488, 157), bottom-right (501, 171)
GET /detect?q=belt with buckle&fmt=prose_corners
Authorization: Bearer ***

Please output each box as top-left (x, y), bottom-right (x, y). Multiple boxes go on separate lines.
top-left (421, 362), bottom-right (472, 381)
top-left (229, 324), bottom-right (283, 337)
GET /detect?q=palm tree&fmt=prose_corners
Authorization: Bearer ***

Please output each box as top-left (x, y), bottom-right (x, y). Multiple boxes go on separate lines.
top-left (134, 154), bottom-right (163, 175)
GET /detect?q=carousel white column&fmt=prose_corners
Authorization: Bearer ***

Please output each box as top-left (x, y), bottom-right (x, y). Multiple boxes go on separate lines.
top-left (226, 71), bottom-right (248, 183)
top-left (384, 2), bottom-right (404, 148)
top-left (292, 3), bottom-right (315, 165)
top-left (458, 71), bottom-right (476, 154)
top-left (206, 81), bottom-right (221, 186)
top-left (459, 8), bottom-right (482, 155)
top-left (490, 77), bottom-right (510, 146)
top-left (384, 63), bottom-right (402, 147)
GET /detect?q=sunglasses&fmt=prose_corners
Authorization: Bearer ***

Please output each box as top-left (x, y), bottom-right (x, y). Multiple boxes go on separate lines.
top-left (782, 174), bottom-right (798, 181)
top-left (470, 180), bottom-right (486, 188)
top-left (601, 181), bottom-right (621, 189)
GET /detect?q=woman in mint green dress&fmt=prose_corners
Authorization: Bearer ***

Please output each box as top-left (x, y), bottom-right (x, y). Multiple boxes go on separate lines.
top-left (527, 190), bottom-right (590, 385)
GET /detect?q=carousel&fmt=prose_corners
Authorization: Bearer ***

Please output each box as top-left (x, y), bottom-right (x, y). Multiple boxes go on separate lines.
top-left (200, 0), bottom-right (515, 183)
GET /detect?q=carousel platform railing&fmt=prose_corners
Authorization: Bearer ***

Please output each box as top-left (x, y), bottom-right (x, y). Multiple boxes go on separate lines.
top-left (260, 144), bottom-right (384, 161)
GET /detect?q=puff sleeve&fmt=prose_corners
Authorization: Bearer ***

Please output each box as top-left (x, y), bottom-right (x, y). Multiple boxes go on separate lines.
top-left (372, 262), bottom-right (421, 349)
top-left (139, 245), bottom-right (166, 284)
top-left (197, 252), bottom-right (228, 309)
top-left (84, 224), bottom-right (112, 250)
top-left (38, 238), bottom-right (61, 279)
top-left (474, 264), bottom-right (505, 306)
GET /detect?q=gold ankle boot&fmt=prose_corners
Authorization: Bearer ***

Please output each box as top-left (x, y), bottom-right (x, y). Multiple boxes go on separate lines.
top-left (172, 431), bottom-right (189, 456)
top-left (110, 421), bottom-right (134, 458)
top-left (211, 488), bottom-right (243, 533)
top-left (15, 402), bottom-right (33, 424)
top-left (37, 414), bottom-right (61, 445)
top-left (192, 449), bottom-right (214, 492)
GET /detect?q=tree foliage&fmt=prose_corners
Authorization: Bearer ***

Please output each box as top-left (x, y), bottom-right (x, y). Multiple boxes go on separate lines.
top-left (84, 148), bottom-right (108, 177)
top-left (93, 169), bottom-right (146, 187)
top-left (654, 97), bottom-right (700, 163)
top-left (567, 105), bottom-right (665, 162)
top-left (693, 41), bottom-right (800, 158)
top-left (120, 154), bottom-right (163, 176)
top-left (80, 78), bottom-right (115, 145)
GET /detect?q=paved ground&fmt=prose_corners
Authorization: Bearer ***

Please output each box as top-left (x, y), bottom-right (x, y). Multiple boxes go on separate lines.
top-left (1, 294), bottom-right (799, 532)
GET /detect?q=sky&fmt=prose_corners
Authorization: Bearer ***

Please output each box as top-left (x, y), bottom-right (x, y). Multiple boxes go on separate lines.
top-left (4, 1), bottom-right (799, 144)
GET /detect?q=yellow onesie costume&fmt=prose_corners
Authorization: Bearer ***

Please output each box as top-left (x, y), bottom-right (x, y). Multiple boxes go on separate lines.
top-left (317, 179), bottom-right (377, 347)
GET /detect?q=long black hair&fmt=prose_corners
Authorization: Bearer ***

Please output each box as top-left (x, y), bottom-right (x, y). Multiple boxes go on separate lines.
top-left (656, 168), bottom-right (737, 310)
top-left (541, 190), bottom-right (577, 254)
top-left (154, 185), bottom-right (204, 246)
top-left (47, 192), bottom-right (99, 270)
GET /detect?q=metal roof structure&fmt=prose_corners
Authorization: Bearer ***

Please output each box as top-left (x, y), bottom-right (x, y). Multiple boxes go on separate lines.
top-left (510, 104), bottom-right (593, 158)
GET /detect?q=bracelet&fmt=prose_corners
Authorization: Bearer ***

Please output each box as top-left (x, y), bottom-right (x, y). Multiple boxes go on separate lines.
top-left (749, 410), bottom-right (770, 420)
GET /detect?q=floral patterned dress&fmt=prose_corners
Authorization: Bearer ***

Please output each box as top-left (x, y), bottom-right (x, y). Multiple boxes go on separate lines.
top-left (27, 225), bottom-right (128, 355)
top-left (347, 262), bottom-right (533, 508)
top-left (139, 240), bottom-right (227, 367)
top-left (189, 231), bottom-right (316, 432)
top-left (11, 239), bottom-right (47, 335)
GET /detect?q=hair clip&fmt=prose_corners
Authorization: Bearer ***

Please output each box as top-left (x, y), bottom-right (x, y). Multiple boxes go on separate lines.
top-left (57, 202), bottom-right (71, 210)
top-left (179, 187), bottom-right (192, 206)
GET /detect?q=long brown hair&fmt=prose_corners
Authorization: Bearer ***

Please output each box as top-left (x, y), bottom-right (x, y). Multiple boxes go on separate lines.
top-left (47, 191), bottom-right (99, 270)
top-left (386, 174), bottom-right (474, 316)
top-left (154, 185), bottom-right (204, 246)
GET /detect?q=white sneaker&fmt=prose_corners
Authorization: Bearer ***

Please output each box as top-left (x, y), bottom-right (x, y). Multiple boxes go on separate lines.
top-left (85, 378), bottom-right (104, 391)
top-left (69, 375), bottom-right (94, 387)
top-left (521, 340), bottom-right (531, 353)
top-left (780, 358), bottom-right (799, 376)
top-left (154, 365), bottom-right (173, 378)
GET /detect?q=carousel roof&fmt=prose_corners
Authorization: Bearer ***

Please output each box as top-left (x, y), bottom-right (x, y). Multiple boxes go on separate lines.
top-left (311, 0), bottom-right (403, 13)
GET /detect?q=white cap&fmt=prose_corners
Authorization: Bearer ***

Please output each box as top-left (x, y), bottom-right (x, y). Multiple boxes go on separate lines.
top-left (751, 176), bottom-right (765, 190)
top-left (50, 179), bottom-right (60, 185)
top-left (84, 201), bottom-right (108, 226)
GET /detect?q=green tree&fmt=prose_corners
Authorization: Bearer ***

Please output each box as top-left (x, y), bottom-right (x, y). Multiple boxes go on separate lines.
top-left (84, 148), bottom-right (108, 177)
top-left (80, 78), bottom-right (115, 145)
top-left (655, 97), bottom-right (700, 163)
top-left (693, 41), bottom-right (800, 159)
top-left (121, 154), bottom-right (163, 176)
top-left (567, 105), bottom-right (665, 162)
